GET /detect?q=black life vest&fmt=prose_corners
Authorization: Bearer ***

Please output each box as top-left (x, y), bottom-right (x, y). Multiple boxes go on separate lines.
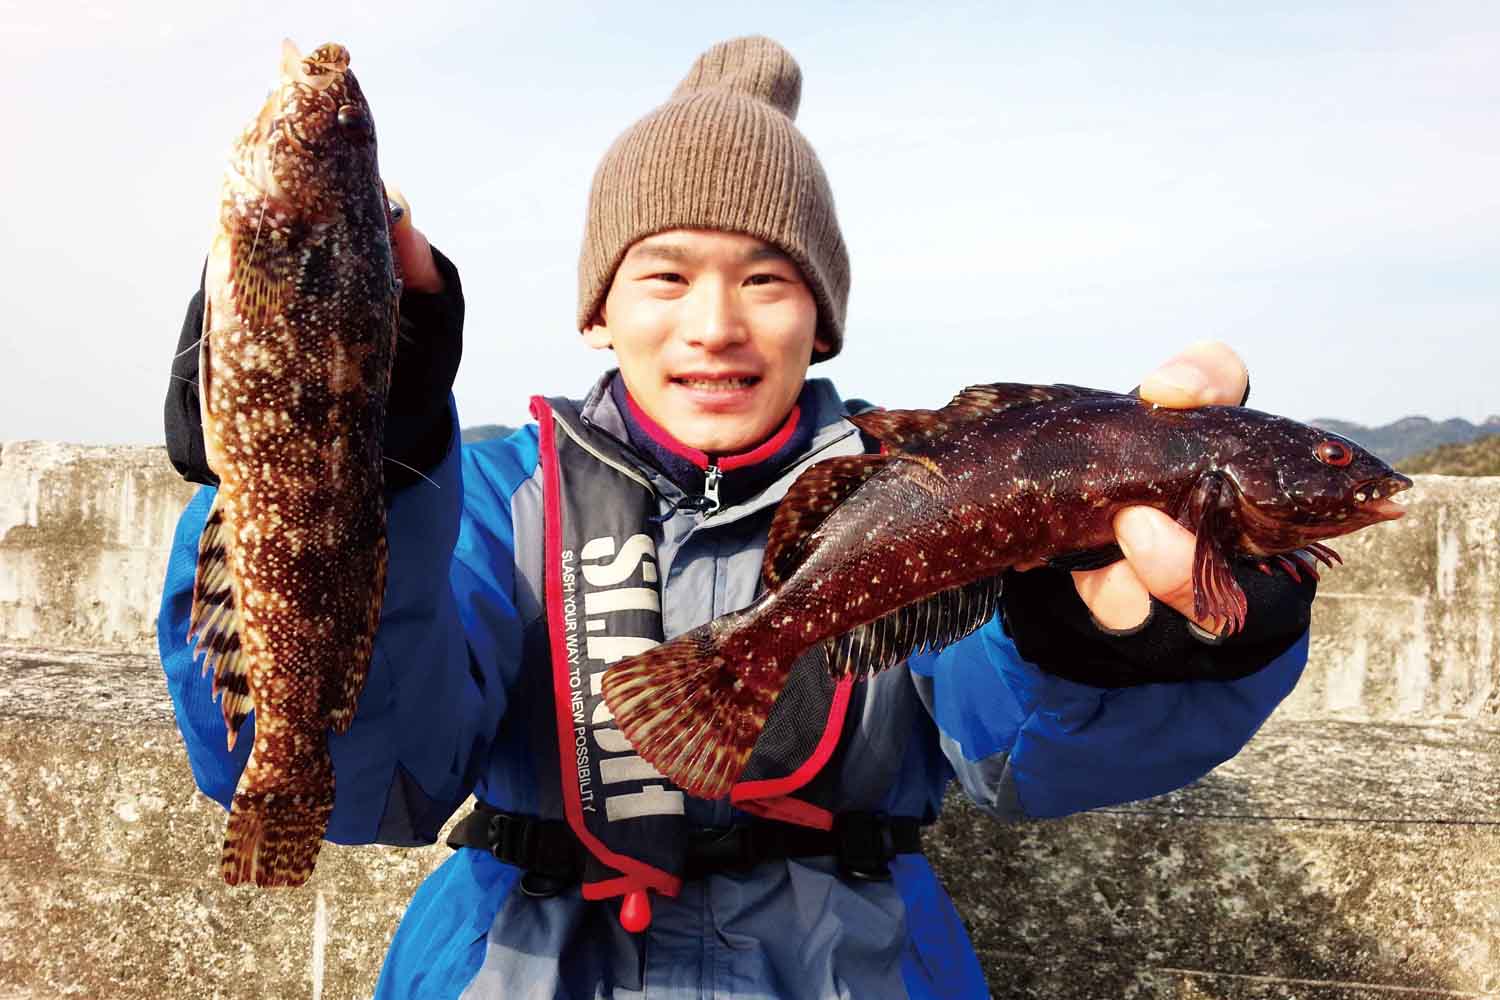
top-left (529, 395), bottom-right (856, 902)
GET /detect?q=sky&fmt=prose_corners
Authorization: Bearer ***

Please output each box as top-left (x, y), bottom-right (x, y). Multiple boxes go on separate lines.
top-left (1, 1), bottom-right (1496, 445)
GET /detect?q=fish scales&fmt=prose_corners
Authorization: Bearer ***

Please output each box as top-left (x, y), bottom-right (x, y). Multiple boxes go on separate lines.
top-left (189, 41), bottom-right (397, 887)
top-left (601, 384), bottom-right (1412, 799)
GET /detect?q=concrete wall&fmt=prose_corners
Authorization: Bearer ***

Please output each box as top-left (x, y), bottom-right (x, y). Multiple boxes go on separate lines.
top-left (0, 441), bottom-right (194, 649)
top-left (0, 441), bottom-right (1495, 999)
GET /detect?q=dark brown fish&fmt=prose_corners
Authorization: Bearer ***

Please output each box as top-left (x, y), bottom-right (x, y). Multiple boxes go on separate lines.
top-left (601, 383), bottom-right (1411, 799)
top-left (188, 41), bottom-right (397, 886)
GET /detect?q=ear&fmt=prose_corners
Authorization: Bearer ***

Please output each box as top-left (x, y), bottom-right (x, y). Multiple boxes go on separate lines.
top-left (581, 317), bottom-right (612, 350)
top-left (813, 332), bottom-right (834, 357)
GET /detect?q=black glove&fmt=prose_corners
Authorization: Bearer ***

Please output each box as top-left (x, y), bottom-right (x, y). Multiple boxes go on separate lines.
top-left (163, 246), bottom-right (464, 491)
top-left (999, 369), bottom-right (1300, 689)
top-left (999, 560), bottom-right (1316, 687)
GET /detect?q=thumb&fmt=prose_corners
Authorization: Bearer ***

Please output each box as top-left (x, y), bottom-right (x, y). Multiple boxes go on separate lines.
top-left (384, 183), bottom-right (444, 294)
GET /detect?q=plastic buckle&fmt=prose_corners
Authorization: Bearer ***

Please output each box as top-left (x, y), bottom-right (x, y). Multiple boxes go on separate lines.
top-left (489, 815), bottom-right (570, 898)
top-left (519, 871), bottom-right (570, 898)
top-left (690, 826), bottom-right (755, 875)
top-left (487, 813), bottom-right (537, 867)
top-left (834, 813), bottom-right (894, 882)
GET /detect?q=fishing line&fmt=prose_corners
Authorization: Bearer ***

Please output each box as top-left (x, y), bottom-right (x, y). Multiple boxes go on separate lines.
top-left (246, 187), bottom-right (269, 267)
top-left (171, 337), bottom-right (203, 362)
top-left (383, 455), bottom-right (441, 490)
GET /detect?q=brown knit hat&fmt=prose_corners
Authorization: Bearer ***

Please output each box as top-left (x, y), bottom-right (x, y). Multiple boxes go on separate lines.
top-left (577, 36), bottom-right (850, 362)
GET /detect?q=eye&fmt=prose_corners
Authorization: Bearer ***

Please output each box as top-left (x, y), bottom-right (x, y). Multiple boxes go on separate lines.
top-left (745, 273), bottom-right (784, 287)
top-left (646, 272), bottom-right (686, 284)
top-left (1315, 440), bottom-right (1352, 467)
top-left (337, 104), bottom-right (371, 137)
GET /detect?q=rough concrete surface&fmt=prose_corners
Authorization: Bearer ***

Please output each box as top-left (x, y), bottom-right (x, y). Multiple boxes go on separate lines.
top-left (0, 444), bottom-right (1496, 999)
top-left (0, 441), bottom-right (194, 650)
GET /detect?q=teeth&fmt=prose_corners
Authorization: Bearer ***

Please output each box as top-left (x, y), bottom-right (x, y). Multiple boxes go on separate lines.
top-left (1355, 492), bottom-right (1367, 502)
top-left (1371, 489), bottom-right (1381, 499)
top-left (678, 377), bottom-right (756, 390)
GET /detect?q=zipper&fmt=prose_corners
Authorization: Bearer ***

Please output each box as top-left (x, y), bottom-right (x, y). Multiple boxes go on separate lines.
top-left (577, 399), bottom-right (861, 524)
top-left (700, 461), bottom-right (723, 516)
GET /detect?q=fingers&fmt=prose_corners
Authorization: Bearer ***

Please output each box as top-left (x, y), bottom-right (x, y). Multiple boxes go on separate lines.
top-left (1113, 506), bottom-right (1226, 632)
top-left (384, 183), bottom-right (444, 294)
top-left (1070, 506), bottom-right (1226, 633)
top-left (1070, 558), bottom-right (1153, 630)
top-left (1137, 340), bottom-right (1248, 409)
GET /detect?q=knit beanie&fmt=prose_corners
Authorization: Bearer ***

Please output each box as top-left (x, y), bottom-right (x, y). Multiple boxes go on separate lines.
top-left (577, 36), bottom-right (850, 363)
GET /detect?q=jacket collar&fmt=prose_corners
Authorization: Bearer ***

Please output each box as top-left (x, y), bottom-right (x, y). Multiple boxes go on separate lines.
top-left (575, 370), bottom-right (863, 523)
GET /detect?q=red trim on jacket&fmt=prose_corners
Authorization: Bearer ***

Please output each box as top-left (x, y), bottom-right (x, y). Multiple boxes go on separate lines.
top-left (719, 406), bottom-right (801, 471)
top-left (623, 392), bottom-right (710, 468)
top-left (622, 389), bottom-right (803, 473)
top-left (729, 674), bottom-right (855, 829)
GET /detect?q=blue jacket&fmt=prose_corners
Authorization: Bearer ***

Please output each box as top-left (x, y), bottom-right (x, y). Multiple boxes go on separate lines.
top-left (158, 376), bottom-right (1308, 998)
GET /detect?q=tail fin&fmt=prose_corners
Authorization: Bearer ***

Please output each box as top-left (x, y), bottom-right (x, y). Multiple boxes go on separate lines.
top-left (601, 608), bottom-right (791, 800)
top-left (221, 747), bottom-right (334, 888)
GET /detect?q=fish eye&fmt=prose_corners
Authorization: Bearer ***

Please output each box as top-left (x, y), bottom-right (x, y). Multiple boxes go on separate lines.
top-left (337, 104), bottom-right (369, 133)
top-left (1315, 440), bottom-right (1353, 467)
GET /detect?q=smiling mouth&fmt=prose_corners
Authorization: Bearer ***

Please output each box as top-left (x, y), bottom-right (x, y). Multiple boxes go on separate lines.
top-left (673, 376), bottom-right (761, 391)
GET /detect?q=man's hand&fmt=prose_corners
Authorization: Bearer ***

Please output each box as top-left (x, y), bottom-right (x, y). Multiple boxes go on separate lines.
top-left (1071, 341), bottom-right (1250, 634)
top-left (385, 184), bottom-right (444, 294)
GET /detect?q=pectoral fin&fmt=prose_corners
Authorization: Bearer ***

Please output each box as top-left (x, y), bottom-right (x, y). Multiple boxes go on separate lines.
top-left (1182, 472), bottom-right (1248, 635)
top-left (763, 454), bottom-right (893, 588)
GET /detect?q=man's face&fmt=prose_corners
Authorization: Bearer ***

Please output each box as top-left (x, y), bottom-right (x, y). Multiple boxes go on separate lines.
top-left (584, 229), bottom-right (829, 454)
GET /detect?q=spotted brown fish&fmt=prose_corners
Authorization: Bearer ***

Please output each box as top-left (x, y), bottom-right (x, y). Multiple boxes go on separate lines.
top-left (601, 383), bottom-right (1412, 799)
top-left (189, 41), bottom-right (397, 886)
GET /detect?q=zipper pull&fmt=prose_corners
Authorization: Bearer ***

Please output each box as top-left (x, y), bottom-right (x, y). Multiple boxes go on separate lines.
top-left (701, 461), bottom-right (723, 516)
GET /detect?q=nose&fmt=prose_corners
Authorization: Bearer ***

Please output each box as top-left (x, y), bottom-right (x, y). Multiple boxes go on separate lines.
top-left (685, 280), bottom-right (747, 350)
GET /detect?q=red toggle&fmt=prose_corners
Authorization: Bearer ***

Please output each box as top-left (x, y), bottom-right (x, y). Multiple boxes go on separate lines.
top-left (619, 889), bottom-right (652, 933)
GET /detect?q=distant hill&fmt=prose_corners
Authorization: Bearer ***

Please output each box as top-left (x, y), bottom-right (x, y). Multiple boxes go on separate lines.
top-left (461, 424), bottom-right (519, 443)
top-left (1401, 433), bottom-right (1500, 476)
top-left (1310, 415), bottom-right (1500, 463)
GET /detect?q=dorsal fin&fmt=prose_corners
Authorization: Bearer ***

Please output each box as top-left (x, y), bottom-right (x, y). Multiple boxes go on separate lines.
top-left (848, 383), bottom-right (1119, 449)
top-left (763, 454), bottom-right (892, 589)
top-left (823, 574), bottom-right (1005, 679)
top-left (188, 496), bottom-right (253, 751)
top-left (845, 408), bottom-right (948, 449)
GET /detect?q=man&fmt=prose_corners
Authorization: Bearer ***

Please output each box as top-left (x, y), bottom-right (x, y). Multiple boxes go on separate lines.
top-left (161, 35), bottom-right (1313, 998)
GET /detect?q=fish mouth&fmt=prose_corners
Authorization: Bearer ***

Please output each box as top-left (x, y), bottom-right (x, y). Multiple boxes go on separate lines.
top-left (1351, 473), bottom-right (1413, 521)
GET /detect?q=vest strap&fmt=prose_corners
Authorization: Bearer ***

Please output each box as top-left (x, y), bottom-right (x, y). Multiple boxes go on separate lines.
top-left (447, 802), bottom-right (924, 893)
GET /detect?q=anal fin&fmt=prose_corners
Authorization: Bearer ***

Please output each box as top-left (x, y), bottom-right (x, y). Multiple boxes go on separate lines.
top-left (824, 574), bottom-right (1005, 679)
top-left (188, 496), bottom-right (253, 750)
